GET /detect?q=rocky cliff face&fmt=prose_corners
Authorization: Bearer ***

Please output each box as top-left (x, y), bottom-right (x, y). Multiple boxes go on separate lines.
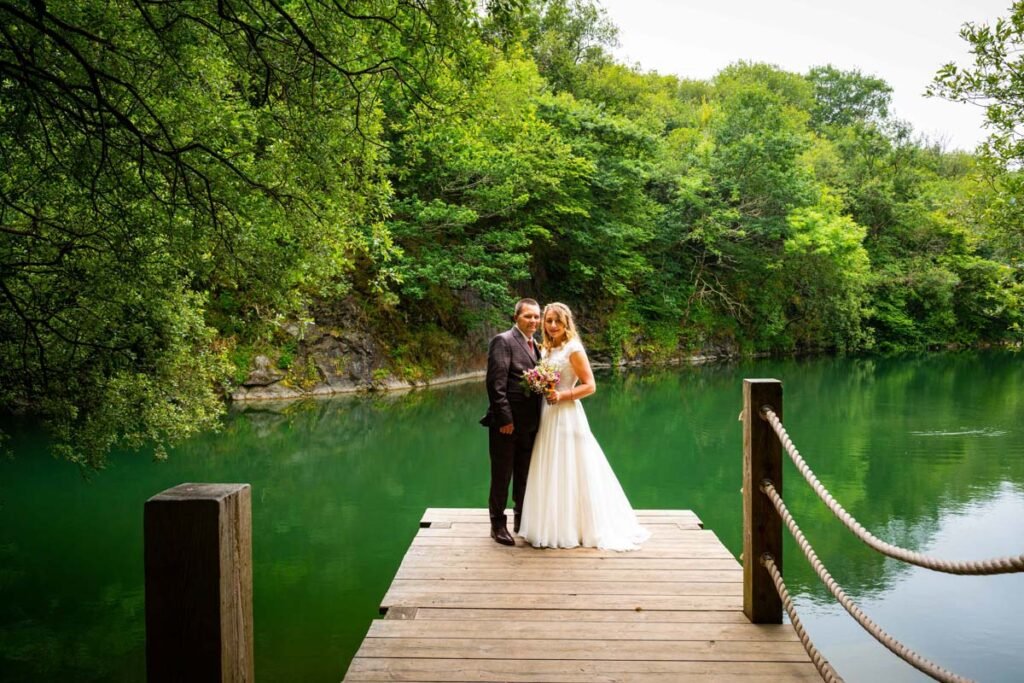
top-left (229, 302), bottom-right (743, 402)
top-left (231, 306), bottom-right (495, 401)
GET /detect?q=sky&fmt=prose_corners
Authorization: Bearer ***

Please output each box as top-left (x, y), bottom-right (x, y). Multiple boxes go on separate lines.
top-left (597, 0), bottom-right (1011, 152)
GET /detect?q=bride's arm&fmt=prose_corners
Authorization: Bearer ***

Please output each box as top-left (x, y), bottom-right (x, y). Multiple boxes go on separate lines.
top-left (557, 349), bottom-right (595, 402)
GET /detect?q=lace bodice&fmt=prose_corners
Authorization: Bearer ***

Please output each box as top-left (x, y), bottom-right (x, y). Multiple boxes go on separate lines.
top-left (542, 338), bottom-right (585, 390)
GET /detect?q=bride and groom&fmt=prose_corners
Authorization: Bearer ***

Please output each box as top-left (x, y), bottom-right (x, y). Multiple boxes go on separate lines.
top-left (480, 298), bottom-right (650, 550)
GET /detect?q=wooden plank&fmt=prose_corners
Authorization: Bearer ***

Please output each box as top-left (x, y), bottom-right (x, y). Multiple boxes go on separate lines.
top-left (345, 657), bottom-right (821, 682)
top-left (366, 619), bottom-right (800, 642)
top-left (416, 521), bottom-right (715, 530)
top-left (409, 537), bottom-right (736, 557)
top-left (422, 508), bottom-right (700, 517)
top-left (383, 606), bottom-right (418, 620)
top-left (416, 526), bottom-right (705, 538)
top-left (411, 608), bottom-right (752, 624)
top-left (352, 637), bottom-right (811, 661)
top-left (418, 520), bottom-right (705, 532)
top-left (408, 542), bottom-right (732, 555)
top-left (385, 579), bottom-right (743, 596)
top-left (397, 550), bottom-right (740, 571)
top-left (395, 567), bottom-right (743, 583)
top-left (343, 508), bottom-right (819, 683)
top-left (416, 524), bottom-right (709, 538)
top-left (421, 508), bottom-right (704, 528)
top-left (411, 532), bottom-right (723, 543)
top-left (420, 516), bottom-right (703, 527)
top-left (415, 527), bottom-right (723, 540)
top-left (380, 592), bottom-right (743, 612)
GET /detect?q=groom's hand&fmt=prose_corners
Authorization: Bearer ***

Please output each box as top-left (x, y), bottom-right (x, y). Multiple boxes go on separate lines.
top-left (499, 423), bottom-right (514, 435)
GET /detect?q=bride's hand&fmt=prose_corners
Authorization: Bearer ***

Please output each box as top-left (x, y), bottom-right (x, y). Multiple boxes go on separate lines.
top-left (546, 388), bottom-right (559, 405)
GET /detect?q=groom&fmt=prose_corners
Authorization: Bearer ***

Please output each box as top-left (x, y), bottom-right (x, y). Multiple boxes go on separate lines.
top-left (480, 298), bottom-right (543, 546)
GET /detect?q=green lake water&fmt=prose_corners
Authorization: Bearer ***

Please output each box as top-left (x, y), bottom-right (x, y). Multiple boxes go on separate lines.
top-left (1, 350), bottom-right (1022, 682)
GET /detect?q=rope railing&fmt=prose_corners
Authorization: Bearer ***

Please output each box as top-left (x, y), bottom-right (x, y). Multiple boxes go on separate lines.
top-left (761, 405), bottom-right (1024, 576)
top-left (741, 379), bottom-right (1019, 682)
top-left (760, 553), bottom-right (844, 683)
top-left (761, 480), bottom-right (973, 683)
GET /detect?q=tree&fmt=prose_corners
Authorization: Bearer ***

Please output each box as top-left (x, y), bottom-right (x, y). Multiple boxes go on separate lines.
top-left (0, 0), bottom-right (478, 466)
top-left (782, 198), bottom-right (872, 350)
top-left (926, 1), bottom-right (1024, 344)
top-left (930, 2), bottom-right (1024, 167)
top-left (386, 53), bottom-right (589, 318)
top-left (808, 65), bottom-right (893, 130)
top-left (647, 64), bottom-right (824, 351)
top-left (481, 0), bottom-right (618, 93)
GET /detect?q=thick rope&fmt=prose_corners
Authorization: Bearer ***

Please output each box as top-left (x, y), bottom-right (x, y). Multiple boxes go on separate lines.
top-left (761, 480), bottom-right (974, 683)
top-left (761, 406), bottom-right (1024, 575)
top-left (760, 553), bottom-right (844, 683)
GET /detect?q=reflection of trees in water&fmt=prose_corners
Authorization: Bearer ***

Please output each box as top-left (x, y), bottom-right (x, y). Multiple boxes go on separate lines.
top-left (182, 382), bottom-right (491, 679)
top-left (0, 460), bottom-right (150, 681)
top-left (589, 352), bottom-right (1023, 601)
top-left (1, 353), bottom-right (1021, 681)
top-left (0, 588), bottom-right (145, 682)
top-left (756, 351), bottom-right (1024, 600)
top-left (1, 382), bottom-right (490, 682)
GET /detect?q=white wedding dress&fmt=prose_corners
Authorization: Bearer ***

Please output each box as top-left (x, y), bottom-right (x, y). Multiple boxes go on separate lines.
top-left (519, 338), bottom-right (650, 551)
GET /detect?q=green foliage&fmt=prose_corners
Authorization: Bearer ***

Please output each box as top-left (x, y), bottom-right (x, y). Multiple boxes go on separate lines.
top-left (925, 2), bottom-right (1024, 347)
top-left (808, 65), bottom-right (893, 129)
top-left (482, 0), bottom-right (619, 93)
top-left (229, 343), bottom-right (256, 386)
top-left (2, 0), bottom-right (1022, 467)
top-left (532, 91), bottom-right (660, 302)
top-left (388, 53), bottom-right (582, 314)
top-left (46, 290), bottom-right (233, 468)
top-left (277, 340), bottom-right (298, 371)
top-left (930, 2), bottom-right (1024, 168)
top-left (0, 0), bottom-right (478, 466)
top-left (386, 325), bottom-right (459, 382)
top-left (603, 304), bottom-right (639, 364)
top-left (782, 199), bottom-right (872, 350)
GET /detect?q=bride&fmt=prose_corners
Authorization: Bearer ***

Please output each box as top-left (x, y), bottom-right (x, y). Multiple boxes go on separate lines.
top-left (519, 302), bottom-right (650, 551)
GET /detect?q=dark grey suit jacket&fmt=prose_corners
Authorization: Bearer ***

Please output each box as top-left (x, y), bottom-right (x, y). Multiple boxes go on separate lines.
top-left (480, 327), bottom-right (542, 432)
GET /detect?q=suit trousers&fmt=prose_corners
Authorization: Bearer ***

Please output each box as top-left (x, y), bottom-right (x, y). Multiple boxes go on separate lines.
top-left (488, 425), bottom-right (536, 528)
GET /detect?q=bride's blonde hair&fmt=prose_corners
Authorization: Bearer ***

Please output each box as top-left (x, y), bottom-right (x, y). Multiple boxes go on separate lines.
top-left (542, 302), bottom-right (578, 349)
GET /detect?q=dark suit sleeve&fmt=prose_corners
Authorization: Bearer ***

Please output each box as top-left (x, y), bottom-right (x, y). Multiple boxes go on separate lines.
top-left (486, 334), bottom-right (515, 427)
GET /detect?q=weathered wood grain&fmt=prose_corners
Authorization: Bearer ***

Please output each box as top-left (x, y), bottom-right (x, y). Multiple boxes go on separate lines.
top-left (341, 508), bottom-right (819, 682)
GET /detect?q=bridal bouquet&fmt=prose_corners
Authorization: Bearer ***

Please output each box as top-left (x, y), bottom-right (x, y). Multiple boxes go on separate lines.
top-left (520, 361), bottom-right (561, 395)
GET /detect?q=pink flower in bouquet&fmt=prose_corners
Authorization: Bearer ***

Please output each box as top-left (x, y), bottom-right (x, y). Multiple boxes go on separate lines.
top-left (520, 361), bottom-right (561, 395)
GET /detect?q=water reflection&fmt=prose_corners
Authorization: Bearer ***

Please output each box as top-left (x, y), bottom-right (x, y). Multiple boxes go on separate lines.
top-left (0, 350), bottom-right (1021, 682)
top-left (796, 484), bottom-right (1024, 682)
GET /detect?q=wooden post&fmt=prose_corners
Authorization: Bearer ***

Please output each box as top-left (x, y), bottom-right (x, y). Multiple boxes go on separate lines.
top-left (742, 379), bottom-right (783, 624)
top-left (145, 483), bottom-right (254, 682)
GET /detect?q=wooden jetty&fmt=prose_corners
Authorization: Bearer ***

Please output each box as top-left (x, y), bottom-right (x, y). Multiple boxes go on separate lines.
top-left (342, 507), bottom-right (819, 682)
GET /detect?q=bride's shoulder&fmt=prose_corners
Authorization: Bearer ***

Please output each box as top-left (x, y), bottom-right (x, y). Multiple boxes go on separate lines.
top-left (566, 336), bottom-right (585, 355)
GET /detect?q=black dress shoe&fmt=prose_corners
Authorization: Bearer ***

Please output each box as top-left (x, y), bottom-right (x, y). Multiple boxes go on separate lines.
top-left (491, 526), bottom-right (515, 546)
top-left (513, 517), bottom-right (521, 534)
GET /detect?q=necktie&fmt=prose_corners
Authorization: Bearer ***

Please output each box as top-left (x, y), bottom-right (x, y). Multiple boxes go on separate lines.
top-left (527, 338), bottom-right (535, 356)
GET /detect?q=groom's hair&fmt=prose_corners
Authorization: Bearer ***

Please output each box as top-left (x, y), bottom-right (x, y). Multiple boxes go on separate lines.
top-left (513, 298), bottom-right (540, 321)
